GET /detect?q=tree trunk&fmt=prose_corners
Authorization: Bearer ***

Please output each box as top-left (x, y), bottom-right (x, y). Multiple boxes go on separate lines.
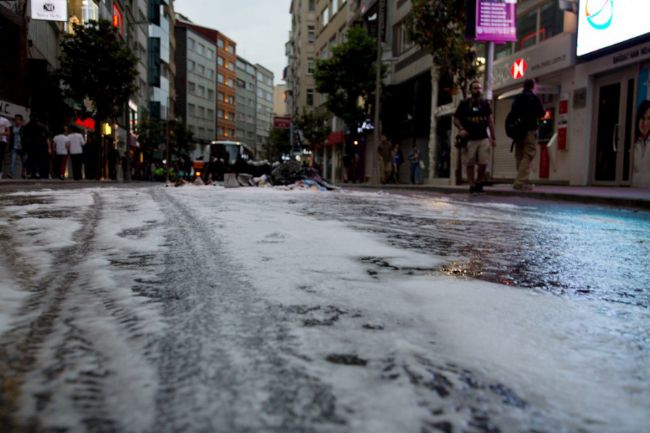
top-left (427, 65), bottom-right (439, 183)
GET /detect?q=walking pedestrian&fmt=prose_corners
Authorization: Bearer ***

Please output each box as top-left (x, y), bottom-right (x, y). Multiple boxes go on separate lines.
top-left (510, 79), bottom-right (546, 191)
top-left (453, 80), bottom-right (496, 193)
top-left (67, 127), bottom-right (85, 180)
top-left (8, 114), bottom-right (26, 179)
top-left (0, 115), bottom-right (11, 178)
top-left (408, 143), bottom-right (422, 184)
top-left (52, 127), bottom-right (70, 180)
top-left (390, 142), bottom-right (403, 184)
top-left (22, 113), bottom-right (51, 179)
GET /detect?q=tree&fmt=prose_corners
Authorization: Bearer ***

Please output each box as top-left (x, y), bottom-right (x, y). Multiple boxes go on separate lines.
top-left (266, 127), bottom-right (291, 161)
top-left (295, 109), bottom-right (331, 150)
top-left (313, 27), bottom-right (379, 131)
top-left (407, 0), bottom-right (479, 179)
top-left (58, 20), bottom-right (138, 158)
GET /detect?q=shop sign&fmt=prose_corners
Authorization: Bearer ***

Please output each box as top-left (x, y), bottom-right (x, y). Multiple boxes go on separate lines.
top-left (273, 117), bottom-right (291, 129)
top-left (510, 59), bottom-right (527, 80)
top-left (577, 0), bottom-right (650, 58)
top-left (0, 99), bottom-right (30, 119)
top-left (493, 33), bottom-right (575, 90)
top-left (474, 0), bottom-right (517, 43)
top-left (31, 0), bottom-right (67, 22)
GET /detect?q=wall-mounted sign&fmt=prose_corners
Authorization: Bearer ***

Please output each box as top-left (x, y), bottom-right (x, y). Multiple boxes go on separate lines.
top-left (112, 3), bottom-right (124, 36)
top-left (31, 0), bottom-right (67, 22)
top-left (577, 0), bottom-right (650, 57)
top-left (273, 117), bottom-right (291, 129)
top-left (474, 0), bottom-right (517, 43)
top-left (510, 59), bottom-right (527, 79)
top-left (0, 100), bottom-right (30, 119)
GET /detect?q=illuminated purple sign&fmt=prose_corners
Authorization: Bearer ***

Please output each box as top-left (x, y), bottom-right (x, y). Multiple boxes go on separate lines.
top-left (475, 0), bottom-right (517, 43)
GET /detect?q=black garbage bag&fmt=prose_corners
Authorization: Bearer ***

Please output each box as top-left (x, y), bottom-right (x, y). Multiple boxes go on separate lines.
top-left (270, 161), bottom-right (337, 190)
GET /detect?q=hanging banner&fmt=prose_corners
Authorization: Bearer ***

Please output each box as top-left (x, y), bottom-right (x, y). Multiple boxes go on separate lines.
top-left (474, 0), bottom-right (517, 43)
top-left (31, 0), bottom-right (67, 22)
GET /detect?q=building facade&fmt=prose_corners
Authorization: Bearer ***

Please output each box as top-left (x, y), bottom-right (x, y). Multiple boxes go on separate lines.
top-left (273, 84), bottom-right (288, 117)
top-left (174, 25), bottom-right (217, 144)
top-left (255, 64), bottom-right (274, 156)
top-left (235, 56), bottom-right (258, 145)
top-left (175, 19), bottom-right (237, 142)
top-left (287, 0), bottom-right (317, 117)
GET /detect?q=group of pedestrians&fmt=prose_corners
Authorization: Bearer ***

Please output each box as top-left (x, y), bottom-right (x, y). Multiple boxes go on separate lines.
top-left (0, 113), bottom-right (86, 180)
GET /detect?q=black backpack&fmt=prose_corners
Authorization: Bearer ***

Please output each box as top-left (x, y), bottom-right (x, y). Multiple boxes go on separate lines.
top-left (505, 109), bottom-right (525, 141)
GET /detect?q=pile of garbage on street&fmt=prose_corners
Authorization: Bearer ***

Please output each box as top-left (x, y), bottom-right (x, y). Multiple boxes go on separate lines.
top-left (174, 161), bottom-right (337, 191)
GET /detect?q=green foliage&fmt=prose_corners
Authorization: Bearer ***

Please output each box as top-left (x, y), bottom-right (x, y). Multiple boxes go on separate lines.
top-left (58, 20), bottom-right (138, 122)
top-left (295, 109), bottom-right (331, 148)
top-left (267, 127), bottom-right (291, 161)
top-left (313, 27), bottom-right (379, 129)
top-left (407, 0), bottom-right (479, 95)
top-left (136, 116), bottom-right (195, 160)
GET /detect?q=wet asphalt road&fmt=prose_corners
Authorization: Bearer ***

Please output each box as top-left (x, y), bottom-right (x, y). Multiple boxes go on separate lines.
top-left (0, 184), bottom-right (648, 433)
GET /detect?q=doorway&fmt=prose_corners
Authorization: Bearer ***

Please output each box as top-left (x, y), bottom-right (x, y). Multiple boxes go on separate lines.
top-left (592, 68), bottom-right (637, 185)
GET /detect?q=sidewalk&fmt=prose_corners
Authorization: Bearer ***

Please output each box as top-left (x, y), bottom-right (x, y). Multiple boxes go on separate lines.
top-left (2, 178), bottom-right (649, 209)
top-left (347, 182), bottom-right (650, 209)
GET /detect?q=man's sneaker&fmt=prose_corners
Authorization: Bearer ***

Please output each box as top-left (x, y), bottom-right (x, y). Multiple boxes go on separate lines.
top-left (513, 183), bottom-right (533, 191)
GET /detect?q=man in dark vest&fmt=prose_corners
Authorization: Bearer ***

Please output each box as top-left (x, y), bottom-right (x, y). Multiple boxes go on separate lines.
top-left (511, 78), bottom-right (546, 191)
top-left (22, 113), bottom-right (51, 179)
top-left (454, 80), bottom-right (496, 193)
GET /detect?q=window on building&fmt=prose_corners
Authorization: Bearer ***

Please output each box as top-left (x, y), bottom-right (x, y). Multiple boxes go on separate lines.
top-left (539, 1), bottom-right (564, 42)
top-left (218, 109), bottom-right (224, 118)
top-left (198, 85), bottom-right (205, 97)
top-left (237, 78), bottom-right (246, 88)
top-left (188, 38), bottom-right (195, 50)
top-left (227, 78), bottom-right (234, 88)
top-left (198, 64), bottom-right (205, 76)
top-left (308, 25), bottom-right (315, 43)
top-left (187, 60), bottom-right (195, 71)
top-left (188, 81), bottom-right (196, 93)
top-left (217, 73), bottom-right (224, 83)
top-left (188, 103), bottom-right (196, 116)
top-left (218, 91), bottom-right (224, 101)
top-left (198, 44), bottom-right (205, 56)
top-left (207, 109), bottom-right (214, 119)
top-left (309, 0), bottom-right (315, 12)
top-left (217, 127), bottom-right (224, 136)
top-left (198, 106), bottom-right (205, 118)
top-left (321, 7), bottom-right (329, 27)
top-left (218, 56), bottom-right (224, 66)
top-left (228, 95), bottom-right (235, 105)
top-left (217, 39), bottom-right (224, 48)
top-left (307, 58), bottom-right (315, 74)
top-left (208, 89), bottom-right (214, 101)
top-left (517, 9), bottom-right (539, 50)
top-left (207, 49), bottom-right (214, 60)
top-left (306, 89), bottom-right (314, 106)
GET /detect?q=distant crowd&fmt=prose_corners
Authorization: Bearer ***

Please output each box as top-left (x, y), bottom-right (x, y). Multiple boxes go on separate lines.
top-left (0, 113), bottom-right (107, 181)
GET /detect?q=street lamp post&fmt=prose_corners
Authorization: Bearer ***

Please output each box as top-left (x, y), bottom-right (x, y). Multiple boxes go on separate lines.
top-left (370, 0), bottom-right (384, 185)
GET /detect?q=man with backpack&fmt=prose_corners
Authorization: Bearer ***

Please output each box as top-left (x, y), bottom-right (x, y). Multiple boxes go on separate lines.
top-left (508, 78), bottom-right (546, 191)
top-left (454, 80), bottom-right (496, 193)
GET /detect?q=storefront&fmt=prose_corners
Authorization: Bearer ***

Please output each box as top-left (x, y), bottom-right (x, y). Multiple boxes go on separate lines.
top-left (491, 33), bottom-right (576, 183)
top-left (574, 0), bottom-right (650, 188)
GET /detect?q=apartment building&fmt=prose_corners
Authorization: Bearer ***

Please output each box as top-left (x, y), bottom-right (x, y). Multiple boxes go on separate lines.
top-left (148, 0), bottom-right (177, 122)
top-left (273, 84), bottom-right (288, 117)
top-left (235, 56), bottom-right (258, 145)
top-left (255, 64), bottom-right (274, 156)
top-left (176, 19), bottom-right (237, 142)
top-left (174, 24), bottom-right (217, 144)
top-left (287, 0), bottom-right (317, 117)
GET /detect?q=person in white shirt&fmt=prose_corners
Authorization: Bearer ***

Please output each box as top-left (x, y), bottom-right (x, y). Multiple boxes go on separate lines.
top-left (52, 127), bottom-right (71, 180)
top-left (67, 127), bottom-right (85, 180)
top-left (0, 115), bottom-right (12, 179)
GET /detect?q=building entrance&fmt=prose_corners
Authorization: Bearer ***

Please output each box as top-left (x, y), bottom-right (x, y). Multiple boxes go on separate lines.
top-left (592, 68), bottom-right (637, 185)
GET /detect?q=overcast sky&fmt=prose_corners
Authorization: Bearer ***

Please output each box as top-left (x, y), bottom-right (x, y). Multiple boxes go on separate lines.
top-left (173, 0), bottom-right (291, 84)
